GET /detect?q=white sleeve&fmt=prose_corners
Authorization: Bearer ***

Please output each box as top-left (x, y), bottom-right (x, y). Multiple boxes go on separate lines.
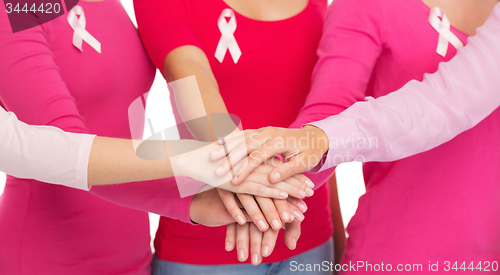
top-left (309, 3), bottom-right (500, 172)
top-left (0, 107), bottom-right (95, 190)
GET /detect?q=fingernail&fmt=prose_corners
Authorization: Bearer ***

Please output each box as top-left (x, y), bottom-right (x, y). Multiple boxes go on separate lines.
top-left (306, 188), bottom-right (314, 196)
top-left (258, 220), bottom-right (267, 231)
top-left (297, 203), bottom-right (307, 213)
top-left (252, 253), bottom-right (259, 265)
top-left (262, 245), bottom-right (270, 257)
top-left (215, 166), bottom-right (222, 173)
top-left (280, 191), bottom-right (288, 199)
top-left (292, 238), bottom-right (297, 249)
top-left (211, 150), bottom-right (218, 156)
top-left (281, 211), bottom-right (290, 222)
top-left (274, 172), bottom-right (281, 181)
top-left (225, 241), bottom-right (231, 251)
top-left (293, 211), bottom-right (304, 222)
top-left (238, 249), bottom-right (245, 261)
top-left (298, 190), bottom-right (306, 198)
top-left (231, 176), bottom-right (238, 182)
top-left (305, 180), bottom-right (314, 188)
top-left (272, 219), bottom-right (281, 230)
top-left (236, 215), bottom-right (245, 224)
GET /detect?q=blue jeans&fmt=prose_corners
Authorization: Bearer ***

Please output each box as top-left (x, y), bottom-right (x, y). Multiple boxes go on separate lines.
top-left (153, 237), bottom-right (334, 275)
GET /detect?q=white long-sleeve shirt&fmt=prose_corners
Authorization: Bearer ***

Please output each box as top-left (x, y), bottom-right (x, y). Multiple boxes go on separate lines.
top-left (0, 108), bottom-right (95, 190)
top-left (310, 2), bottom-right (500, 172)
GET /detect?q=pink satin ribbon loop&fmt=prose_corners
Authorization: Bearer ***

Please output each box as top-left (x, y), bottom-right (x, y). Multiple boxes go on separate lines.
top-left (67, 6), bottom-right (102, 53)
top-left (428, 7), bottom-right (463, 57)
top-left (214, 9), bottom-right (241, 63)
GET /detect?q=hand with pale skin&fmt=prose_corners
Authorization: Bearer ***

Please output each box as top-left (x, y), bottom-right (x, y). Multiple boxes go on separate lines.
top-left (225, 219), bottom-right (301, 265)
top-left (210, 126), bottom-right (329, 184)
top-left (216, 158), bottom-right (309, 230)
top-left (215, 159), bottom-right (307, 262)
top-left (190, 188), bottom-right (302, 265)
top-left (170, 139), bottom-right (313, 199)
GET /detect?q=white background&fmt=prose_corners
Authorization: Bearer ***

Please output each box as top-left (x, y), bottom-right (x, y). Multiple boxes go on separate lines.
top-left (0, 0), bottom-right (365, 251)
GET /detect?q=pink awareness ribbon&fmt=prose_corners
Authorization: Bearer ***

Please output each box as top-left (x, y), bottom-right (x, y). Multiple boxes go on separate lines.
top-left (67, 5), bottom-right (102, 53)
top-left (214, 9), bottom-right (241, 63)
top-left (428, 7), bottom-right (463, 57)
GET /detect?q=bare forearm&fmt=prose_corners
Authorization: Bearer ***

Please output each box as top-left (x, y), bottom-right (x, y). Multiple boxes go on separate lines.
top-left (163, 46), bottom-right (230, 141)
top-left (87, 137), bottom-right (173, 186)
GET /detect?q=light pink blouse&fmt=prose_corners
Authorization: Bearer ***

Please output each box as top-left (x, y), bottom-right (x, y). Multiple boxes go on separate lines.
top-left (310, 2), bottom-right (500, 171)
top-left (0, 107), bottom-right (94, 190)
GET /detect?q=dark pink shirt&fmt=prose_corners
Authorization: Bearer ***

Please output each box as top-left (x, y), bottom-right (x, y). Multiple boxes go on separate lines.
top-left (294, 0), bottom-right (500, 268)
top-left (0, 1), bottom-right (195, 274)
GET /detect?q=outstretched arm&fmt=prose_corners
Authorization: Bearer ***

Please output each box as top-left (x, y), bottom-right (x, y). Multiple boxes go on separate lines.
top-left (214, 2), bottom-right (500, 180)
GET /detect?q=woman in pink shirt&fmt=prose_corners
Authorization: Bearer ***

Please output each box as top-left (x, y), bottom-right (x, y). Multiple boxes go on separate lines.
top-left (135, 0), bottom-right (344, 273)
top-left (0, 1), bottom-right (306, 274)
top-left (221, 0), bottom-right (500, 271)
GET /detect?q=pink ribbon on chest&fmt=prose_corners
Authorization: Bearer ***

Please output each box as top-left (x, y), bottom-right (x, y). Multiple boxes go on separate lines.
top-left (67, 5), bottom-right (102, 53)
top-left (214, 9), bottom-right (241, 63)
top-left (428, 7), bottom-right (463, 57)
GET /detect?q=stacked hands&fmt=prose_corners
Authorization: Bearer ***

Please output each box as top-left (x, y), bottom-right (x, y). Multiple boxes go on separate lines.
top-left (182, 125), bottom-right (330, 265)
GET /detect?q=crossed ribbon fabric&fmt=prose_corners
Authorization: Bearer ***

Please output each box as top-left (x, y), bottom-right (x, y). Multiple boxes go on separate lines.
top-left (428, 7), bottom-right (463, 57)
top-left (214, 9), bottom-right (242, 63)
top-left (67, 5), bottom-right (102, 53)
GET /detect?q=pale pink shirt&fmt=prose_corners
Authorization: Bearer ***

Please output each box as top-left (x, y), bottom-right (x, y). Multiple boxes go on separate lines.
top-left (294, 0), bottom-right (500, 269)
top-left (310, 2), bottom-right (500, 171)
top-left (0, 107), bottom-right (95, 190)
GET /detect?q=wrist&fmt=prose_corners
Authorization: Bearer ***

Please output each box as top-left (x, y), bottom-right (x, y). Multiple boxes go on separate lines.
top-left (304, 125), bottom-right (329, 155)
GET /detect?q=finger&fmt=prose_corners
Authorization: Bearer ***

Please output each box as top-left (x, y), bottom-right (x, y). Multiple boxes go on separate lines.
top-left (212, 129), bottom-right (264, 173)
top-left (274, 198), bottom-right (305, 223)
top-left (212, 134), bottom-right (248, 160)
top-left (255, 196), bottom-right (282, 231)
top-left (292, 173), bottom-right (315, 189)
top-left (214, 141), bottom-right (249, 179)
top-left (210, 129), bottom-right (246, 161)
top-left (237, 181), bottom-right (288, 199)
top-left (287, 199), bottom-right (306, 223)
top-left (232, 140), bottom-right (285, 185)
top-left (236, 223), bottom-right (250, 262)
top-left (286, 196), bottom-right (308, 213)
top-left (238, 194), bottom-right (269, 232)
top-left (217, 189), bottom-right (246, 225)
top-left (249, 165), bottom-right (310, 198)
top-left (216, 129), bottom-right (246, 144)
top-left (241, 171), bottom-right (288, 198)
top-left (258, 159), bottom-right (312, 196)
top-left (208, 143), bottom-right (228, 161)
top-left (249, 223), bottom-right (263, 266)
top-left (273, 199), bottom-right (292, 223)
top-left (276, 176), bottom-right (312, 199)
top-left (261, 226), bottom-right (279, 257)
top-left (269, 154), bottom-right (311, 184)
top-left (225, 223), bottom-right (236, 251)
top-left (214, 134), bottom-right (271, 182)
top-left (284, 220), bottom-right (301, 250)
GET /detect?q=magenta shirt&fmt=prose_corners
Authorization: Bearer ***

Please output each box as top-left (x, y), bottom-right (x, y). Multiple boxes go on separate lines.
top-left (295, 0), bottom-right (500, 268)
top-left (0, 1), bottom-right (196, 274)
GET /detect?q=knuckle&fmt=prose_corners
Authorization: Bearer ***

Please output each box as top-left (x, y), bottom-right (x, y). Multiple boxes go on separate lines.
top-left (249, 150), bottom-right (262, 161)
top-left (254, 185), bottom-right (266, 194)
top-left (250, 243), bottom-right (261, 250)
top-left (236, 241), bottom-right (247, 248)
top-left (220, 192), bottom-right (233, 202)
top-left (231, 208), bottom-right (242, 216)
top-left (239, 193), bottom-right (253, 201)
top-left (283, 164), bottom-right (293, 177)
